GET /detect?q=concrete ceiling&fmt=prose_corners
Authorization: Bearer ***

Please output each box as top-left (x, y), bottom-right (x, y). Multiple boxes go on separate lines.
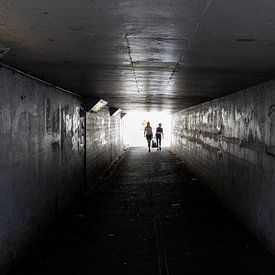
top-left (1, 0), bottom-right (275, 113)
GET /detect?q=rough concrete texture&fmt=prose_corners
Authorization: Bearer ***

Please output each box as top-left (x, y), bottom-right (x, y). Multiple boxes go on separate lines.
top-left (2, 1), bottom-right (275, 112)
top-left (171, 81), bottom-right (275, 255)
top-left (9, 148), bottom-right (275, 274)
top-left (0, 66), bottom-right (85, 274)
top-left (86, 107), bottom-right (125, 188)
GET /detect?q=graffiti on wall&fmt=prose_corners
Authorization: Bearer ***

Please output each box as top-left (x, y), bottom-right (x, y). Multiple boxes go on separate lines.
top-left (267, 104), bottom-right (275, 157)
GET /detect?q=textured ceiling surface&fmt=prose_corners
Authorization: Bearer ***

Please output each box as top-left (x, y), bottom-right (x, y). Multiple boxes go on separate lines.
top-left (1, 0), bottom-right (275, 112)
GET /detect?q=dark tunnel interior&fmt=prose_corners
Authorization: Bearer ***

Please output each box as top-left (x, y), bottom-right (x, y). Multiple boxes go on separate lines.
top-left (0, 1), bottom-right (275, 274)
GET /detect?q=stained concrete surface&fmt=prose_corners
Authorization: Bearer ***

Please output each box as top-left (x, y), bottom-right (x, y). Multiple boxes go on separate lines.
top-left (1, 1), bottom-right (275, 112)
top-left (86, 107), bottom-right (125, 189)
top-left (9, 147), bottom-right (275, 275)
top-left (0, 65), bottom-right (127, 274)
top-left (172, 80), bottom-right (275, 256)
top-left (0, 66), bottom-right (85, 274)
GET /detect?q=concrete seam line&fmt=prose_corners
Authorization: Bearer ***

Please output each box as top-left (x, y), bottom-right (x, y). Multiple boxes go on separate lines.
top-left (0, 62), bottom-right (83, 99)
top-left (125, 34), bottom-right (140, 94)
top-left (166, 0), bottom-right (213, 86)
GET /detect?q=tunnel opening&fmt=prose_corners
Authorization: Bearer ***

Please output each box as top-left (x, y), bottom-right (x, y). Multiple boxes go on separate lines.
top-left (1, 0), bottom-right (275, 272)
top-left (125, 111), bottom-right (171, 147)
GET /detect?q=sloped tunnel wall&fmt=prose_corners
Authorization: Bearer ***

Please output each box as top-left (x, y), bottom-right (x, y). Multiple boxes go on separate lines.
top-left (171, 81), bottom-right (275, 255)
top-left (0, 66), bottom-right (125, 274)
top-left (0, 66), bottom-right (85, 273)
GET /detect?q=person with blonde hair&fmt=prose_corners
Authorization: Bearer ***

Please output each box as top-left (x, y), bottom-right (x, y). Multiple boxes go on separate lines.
top-left (144, 121), bottom-right (153, 152)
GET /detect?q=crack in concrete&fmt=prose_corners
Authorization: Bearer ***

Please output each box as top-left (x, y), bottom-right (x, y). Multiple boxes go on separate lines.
top-left (125, 34), bottom-right (140, 94)
top-left (201, 0), bottom-right (213, 17)
top-left (167, 0), bottom-right (213, 86)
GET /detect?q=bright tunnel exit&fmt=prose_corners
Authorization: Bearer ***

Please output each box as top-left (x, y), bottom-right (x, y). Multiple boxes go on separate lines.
top-left (125, 112), bottom-right (171, 147)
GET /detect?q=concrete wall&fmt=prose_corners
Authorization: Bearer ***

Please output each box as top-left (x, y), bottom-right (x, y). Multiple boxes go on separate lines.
top-left (0, 65), bottom-right (126, 273)
top-left (0, 66), bottom-right (85, 273)
top-left (86, 107), bottom-right (125, 188)
top-left (171, 81), bottom-right (275, 255)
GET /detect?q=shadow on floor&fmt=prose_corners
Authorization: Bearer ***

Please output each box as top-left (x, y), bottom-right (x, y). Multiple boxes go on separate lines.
top-left (10, 147), bottom-right (275, 275)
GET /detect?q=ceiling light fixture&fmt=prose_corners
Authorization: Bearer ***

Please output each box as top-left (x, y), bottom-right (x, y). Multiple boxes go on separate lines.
top-left (84, 98), bottom-right (108, 112)
top-left (109, 107), bottom-right (121, 116)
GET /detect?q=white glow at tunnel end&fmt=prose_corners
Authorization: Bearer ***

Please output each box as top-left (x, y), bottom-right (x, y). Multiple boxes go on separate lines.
top-left (125, 111), bottom-right (171, 147)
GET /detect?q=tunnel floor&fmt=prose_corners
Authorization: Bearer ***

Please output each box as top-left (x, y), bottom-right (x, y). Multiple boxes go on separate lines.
top-left (11, 147), bottom-right (275, 275)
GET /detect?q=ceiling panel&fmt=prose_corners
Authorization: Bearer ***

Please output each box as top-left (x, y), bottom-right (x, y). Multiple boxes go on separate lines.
top-left (0, 0), bottom-right (275, 112)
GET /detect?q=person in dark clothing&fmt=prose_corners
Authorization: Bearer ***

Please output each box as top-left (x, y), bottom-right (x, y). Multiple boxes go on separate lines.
top-left (144, 121), bottom-right (153, 152)
top-left (155, 123), bottom-right (164, 151)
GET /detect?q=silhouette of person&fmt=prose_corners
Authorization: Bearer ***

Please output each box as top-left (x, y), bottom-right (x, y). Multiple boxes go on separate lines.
top-left (144, 121), bottom-right (153, 152)
top-left (156, 123), bottom-right (164, 151)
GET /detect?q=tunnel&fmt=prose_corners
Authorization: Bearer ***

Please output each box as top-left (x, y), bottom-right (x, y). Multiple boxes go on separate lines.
top-left (0, 1), bottom-right (275, 274)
